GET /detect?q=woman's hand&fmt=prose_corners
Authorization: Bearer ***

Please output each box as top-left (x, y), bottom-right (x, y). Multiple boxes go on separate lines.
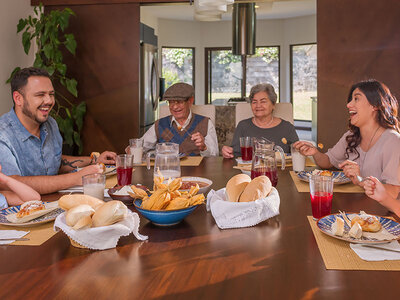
top-left (292, 141), bottom-right (318, 156)
top-left (364, 176), bottom-right (387, 202)
top-left (222, 146), bottom-right (234, 158)
top-left (338, 160), bottom-right (363, 186)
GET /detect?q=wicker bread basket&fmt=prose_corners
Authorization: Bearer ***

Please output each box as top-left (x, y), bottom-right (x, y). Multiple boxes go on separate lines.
top-left (68, 236), bottom-right (88, 249)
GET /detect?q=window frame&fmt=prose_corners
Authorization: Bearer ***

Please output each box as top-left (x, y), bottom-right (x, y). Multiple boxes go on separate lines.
top-left (205, 46), bottom-right (281, 104)
top-left (290, 42), bottom-right (317, 122)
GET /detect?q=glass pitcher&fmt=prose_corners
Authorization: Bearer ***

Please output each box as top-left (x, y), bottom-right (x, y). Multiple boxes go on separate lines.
top-left (146, 142), bottom-right (181, 179)
top-left (250, 138), bottom-right (286, 187)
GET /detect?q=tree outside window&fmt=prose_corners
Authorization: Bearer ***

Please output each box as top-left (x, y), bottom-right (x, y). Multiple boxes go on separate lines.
top-left (161, 47), bottom-right (194, 90)
top-left (206, 46), bottom-right (280, 104)
top-left (291, 44), bottom-right (317, 121)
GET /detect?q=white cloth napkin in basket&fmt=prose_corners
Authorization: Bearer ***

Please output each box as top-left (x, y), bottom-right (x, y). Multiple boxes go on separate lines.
top-left (54, 211), bottom-right (148, 250)
top-left (206, 187), bottom-right (280, 229)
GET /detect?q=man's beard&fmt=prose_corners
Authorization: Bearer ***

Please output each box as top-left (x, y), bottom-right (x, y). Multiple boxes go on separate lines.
top-left (22, 100), bottom-right (48, 124)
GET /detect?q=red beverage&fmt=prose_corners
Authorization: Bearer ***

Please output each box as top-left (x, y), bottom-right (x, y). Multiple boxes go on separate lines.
top-left (251, 167), bottom-right (278, 187)
top-left (241, 146), bottom-right (253, 161)
top-left (310, 192), bottom-right (333, 219)
top-left (117, 167), bottom-right (133, 186)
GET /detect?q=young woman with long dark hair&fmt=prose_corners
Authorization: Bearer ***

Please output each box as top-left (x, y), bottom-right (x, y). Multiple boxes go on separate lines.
top-left (293, 79), bottom-right (400, 190)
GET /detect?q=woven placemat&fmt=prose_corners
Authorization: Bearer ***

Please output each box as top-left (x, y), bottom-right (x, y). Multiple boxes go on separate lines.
top-left (0, 221), bottom-right (58, 246)
top-left (290, 171), bottom-right (364, 193)
top-left (134, 156), bottom-right (203, 167)
top-left (307, 216), bottom-right (400, 270)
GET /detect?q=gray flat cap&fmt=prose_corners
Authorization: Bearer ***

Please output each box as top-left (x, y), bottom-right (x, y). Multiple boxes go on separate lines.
top-left (163, 83), bottom-right (194, 101)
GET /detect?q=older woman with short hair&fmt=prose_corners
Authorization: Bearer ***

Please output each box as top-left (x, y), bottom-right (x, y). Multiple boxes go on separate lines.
top-left (222, 83), bottom-right (299, 158)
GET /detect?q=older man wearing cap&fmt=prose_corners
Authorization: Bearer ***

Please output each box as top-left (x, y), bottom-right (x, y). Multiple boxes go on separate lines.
top-left (140, 83), bottom-right (218, 156)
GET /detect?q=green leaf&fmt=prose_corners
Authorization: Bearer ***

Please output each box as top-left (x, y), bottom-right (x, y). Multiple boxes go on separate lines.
top-left (33, 53), bottom-right (43, 68)
top-left (6, 67), bottom-right (21, 84)
top-left (73, 131), bottom-right (83, 154)
top-left (66, 107), bottom-right (72, 118)
top-left (56, 63), bottom-right (67, 76)
top-left (62, 117), bottom-right (74, 146)
top-left (17, 19), bottom-right (27, 33)
top-left (59, 12), bottom-right (69, 31)
top-left (65, 8), bottom-right (76, 17)
top-left (64, 34), bottom-right (77, 55)
top-left (46, 65), bottom-right (55, 76)
top-left (66, 78), bottom-right (78, 97)
top-left (22, 31), bottom-right (31, 54)
top-left (43, 43), bottom-right (53, 59)
top-left (60, 77), bottom-right (66, 87)
top-left (72, 102), bottom-right (86, 132)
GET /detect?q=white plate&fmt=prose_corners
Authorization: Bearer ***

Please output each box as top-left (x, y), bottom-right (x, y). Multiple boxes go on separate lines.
top-left (0, 202), bottom-right (64, 227)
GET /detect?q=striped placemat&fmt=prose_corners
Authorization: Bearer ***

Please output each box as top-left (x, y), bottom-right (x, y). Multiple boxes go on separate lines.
top-left (307, 216), bottom-right (400, 270)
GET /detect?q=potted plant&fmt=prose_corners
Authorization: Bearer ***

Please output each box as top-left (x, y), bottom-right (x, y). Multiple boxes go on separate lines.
top-left (7, 3), bottom-right (85, 154)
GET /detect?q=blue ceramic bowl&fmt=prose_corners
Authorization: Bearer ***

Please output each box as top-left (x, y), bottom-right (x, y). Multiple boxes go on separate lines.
top-left (133, 199), bottom-right (199, 226)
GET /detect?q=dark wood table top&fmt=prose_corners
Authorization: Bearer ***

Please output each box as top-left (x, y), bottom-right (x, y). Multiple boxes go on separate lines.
top-left (0, 157), bottom-right (398, 300)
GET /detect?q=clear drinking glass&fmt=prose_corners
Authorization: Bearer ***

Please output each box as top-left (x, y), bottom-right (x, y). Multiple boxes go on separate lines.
top-left (129, 138), bottom-right (143, 164)
top-left (116, 154), bottom-right (133, 186)
top-left (82, 173), bottom-right (106, 200)
top-left (239, 136), bottom-right (253, 162)
top-left (291, 144), bottom-right (306, 172)
top-left (309, 175), bottom-right (334, 220)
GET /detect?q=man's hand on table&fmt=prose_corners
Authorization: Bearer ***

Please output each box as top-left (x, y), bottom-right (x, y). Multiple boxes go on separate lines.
top-left (75, 164), bottom-right (104, 185)
top-left (97, 151), bottom-right (117, 165)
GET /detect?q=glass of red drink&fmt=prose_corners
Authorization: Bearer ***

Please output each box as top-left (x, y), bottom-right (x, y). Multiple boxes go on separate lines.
top-left (309, 175), bottom-right (334, 220)
top-left (116, 154), bottom-right (133, 186)
top-left (240, 136), bottom-right (253, 162)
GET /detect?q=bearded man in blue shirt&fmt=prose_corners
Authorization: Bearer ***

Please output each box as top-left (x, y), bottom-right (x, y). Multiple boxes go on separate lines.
top-left (0, 67), bottom-right (116, 194)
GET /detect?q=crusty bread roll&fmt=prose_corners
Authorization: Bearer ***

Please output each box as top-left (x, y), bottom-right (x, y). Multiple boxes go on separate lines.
top-left (92, 201), bottom-right (127, 227)
top-left (59, 194), bottom-right (104, 211)
top-left (226, 174), bottom-right (251, 202)
top-left (351, 214), bottom-right (382, 232)
top-left (73, 215), bottom-right (93, 230)
top-left (239, 175), bottom-right (272, 202)
top-left (66, 204), bottom-right (95, 227)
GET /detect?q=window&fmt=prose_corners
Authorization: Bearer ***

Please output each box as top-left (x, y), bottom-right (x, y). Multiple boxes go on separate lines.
top-left (290, 44), bottom-right (317, 121)
top-left (206, 46), bottom-right (280, 104)
top-left (161, 47), bottom-right (195, 90)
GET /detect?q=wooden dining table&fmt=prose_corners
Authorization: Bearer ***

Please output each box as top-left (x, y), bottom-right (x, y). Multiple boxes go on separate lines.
top-left (0, 157), bottom-right (399, 299)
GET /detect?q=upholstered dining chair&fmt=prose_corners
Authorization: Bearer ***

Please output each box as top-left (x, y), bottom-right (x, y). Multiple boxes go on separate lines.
top-left (235, 102), bottom-right (294, 126)
top-left (159, 104), bottom-right (216, 125)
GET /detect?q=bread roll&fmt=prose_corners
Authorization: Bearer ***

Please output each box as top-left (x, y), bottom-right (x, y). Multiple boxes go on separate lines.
top-left (351, 214), bottom-right (382, 232)
top-left (92, 201), bottom-right (127, 227)
top-left (66, 204), bottom-right (95, 227)
top-left (73, 215), bottom-right (93, 230)
top-left (239, 175), bottom-right (272, 202)
top-left (59, 194), bottom-right (104, 211)
top-left (226, 174), bottom-right (251, 202)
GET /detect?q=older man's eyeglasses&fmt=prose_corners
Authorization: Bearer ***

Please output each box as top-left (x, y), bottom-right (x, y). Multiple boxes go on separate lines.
top-left (167, 99), bottom-right (188, 106)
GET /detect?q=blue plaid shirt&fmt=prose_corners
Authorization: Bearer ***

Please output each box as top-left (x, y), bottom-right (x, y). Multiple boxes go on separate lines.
top-left (0, 109), bottom-right (62, 176)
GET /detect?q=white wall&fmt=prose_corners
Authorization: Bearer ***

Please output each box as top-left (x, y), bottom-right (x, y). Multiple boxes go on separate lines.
top-left (153, 15), bottom-right (316, 104)
top-left (0, 0), bottom-right (34, 115)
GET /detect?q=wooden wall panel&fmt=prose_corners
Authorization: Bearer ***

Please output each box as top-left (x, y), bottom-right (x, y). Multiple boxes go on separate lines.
top-left (317, 0), bottom-right (400, 149)
top-left (48, 3), bottom-right (140, 154)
